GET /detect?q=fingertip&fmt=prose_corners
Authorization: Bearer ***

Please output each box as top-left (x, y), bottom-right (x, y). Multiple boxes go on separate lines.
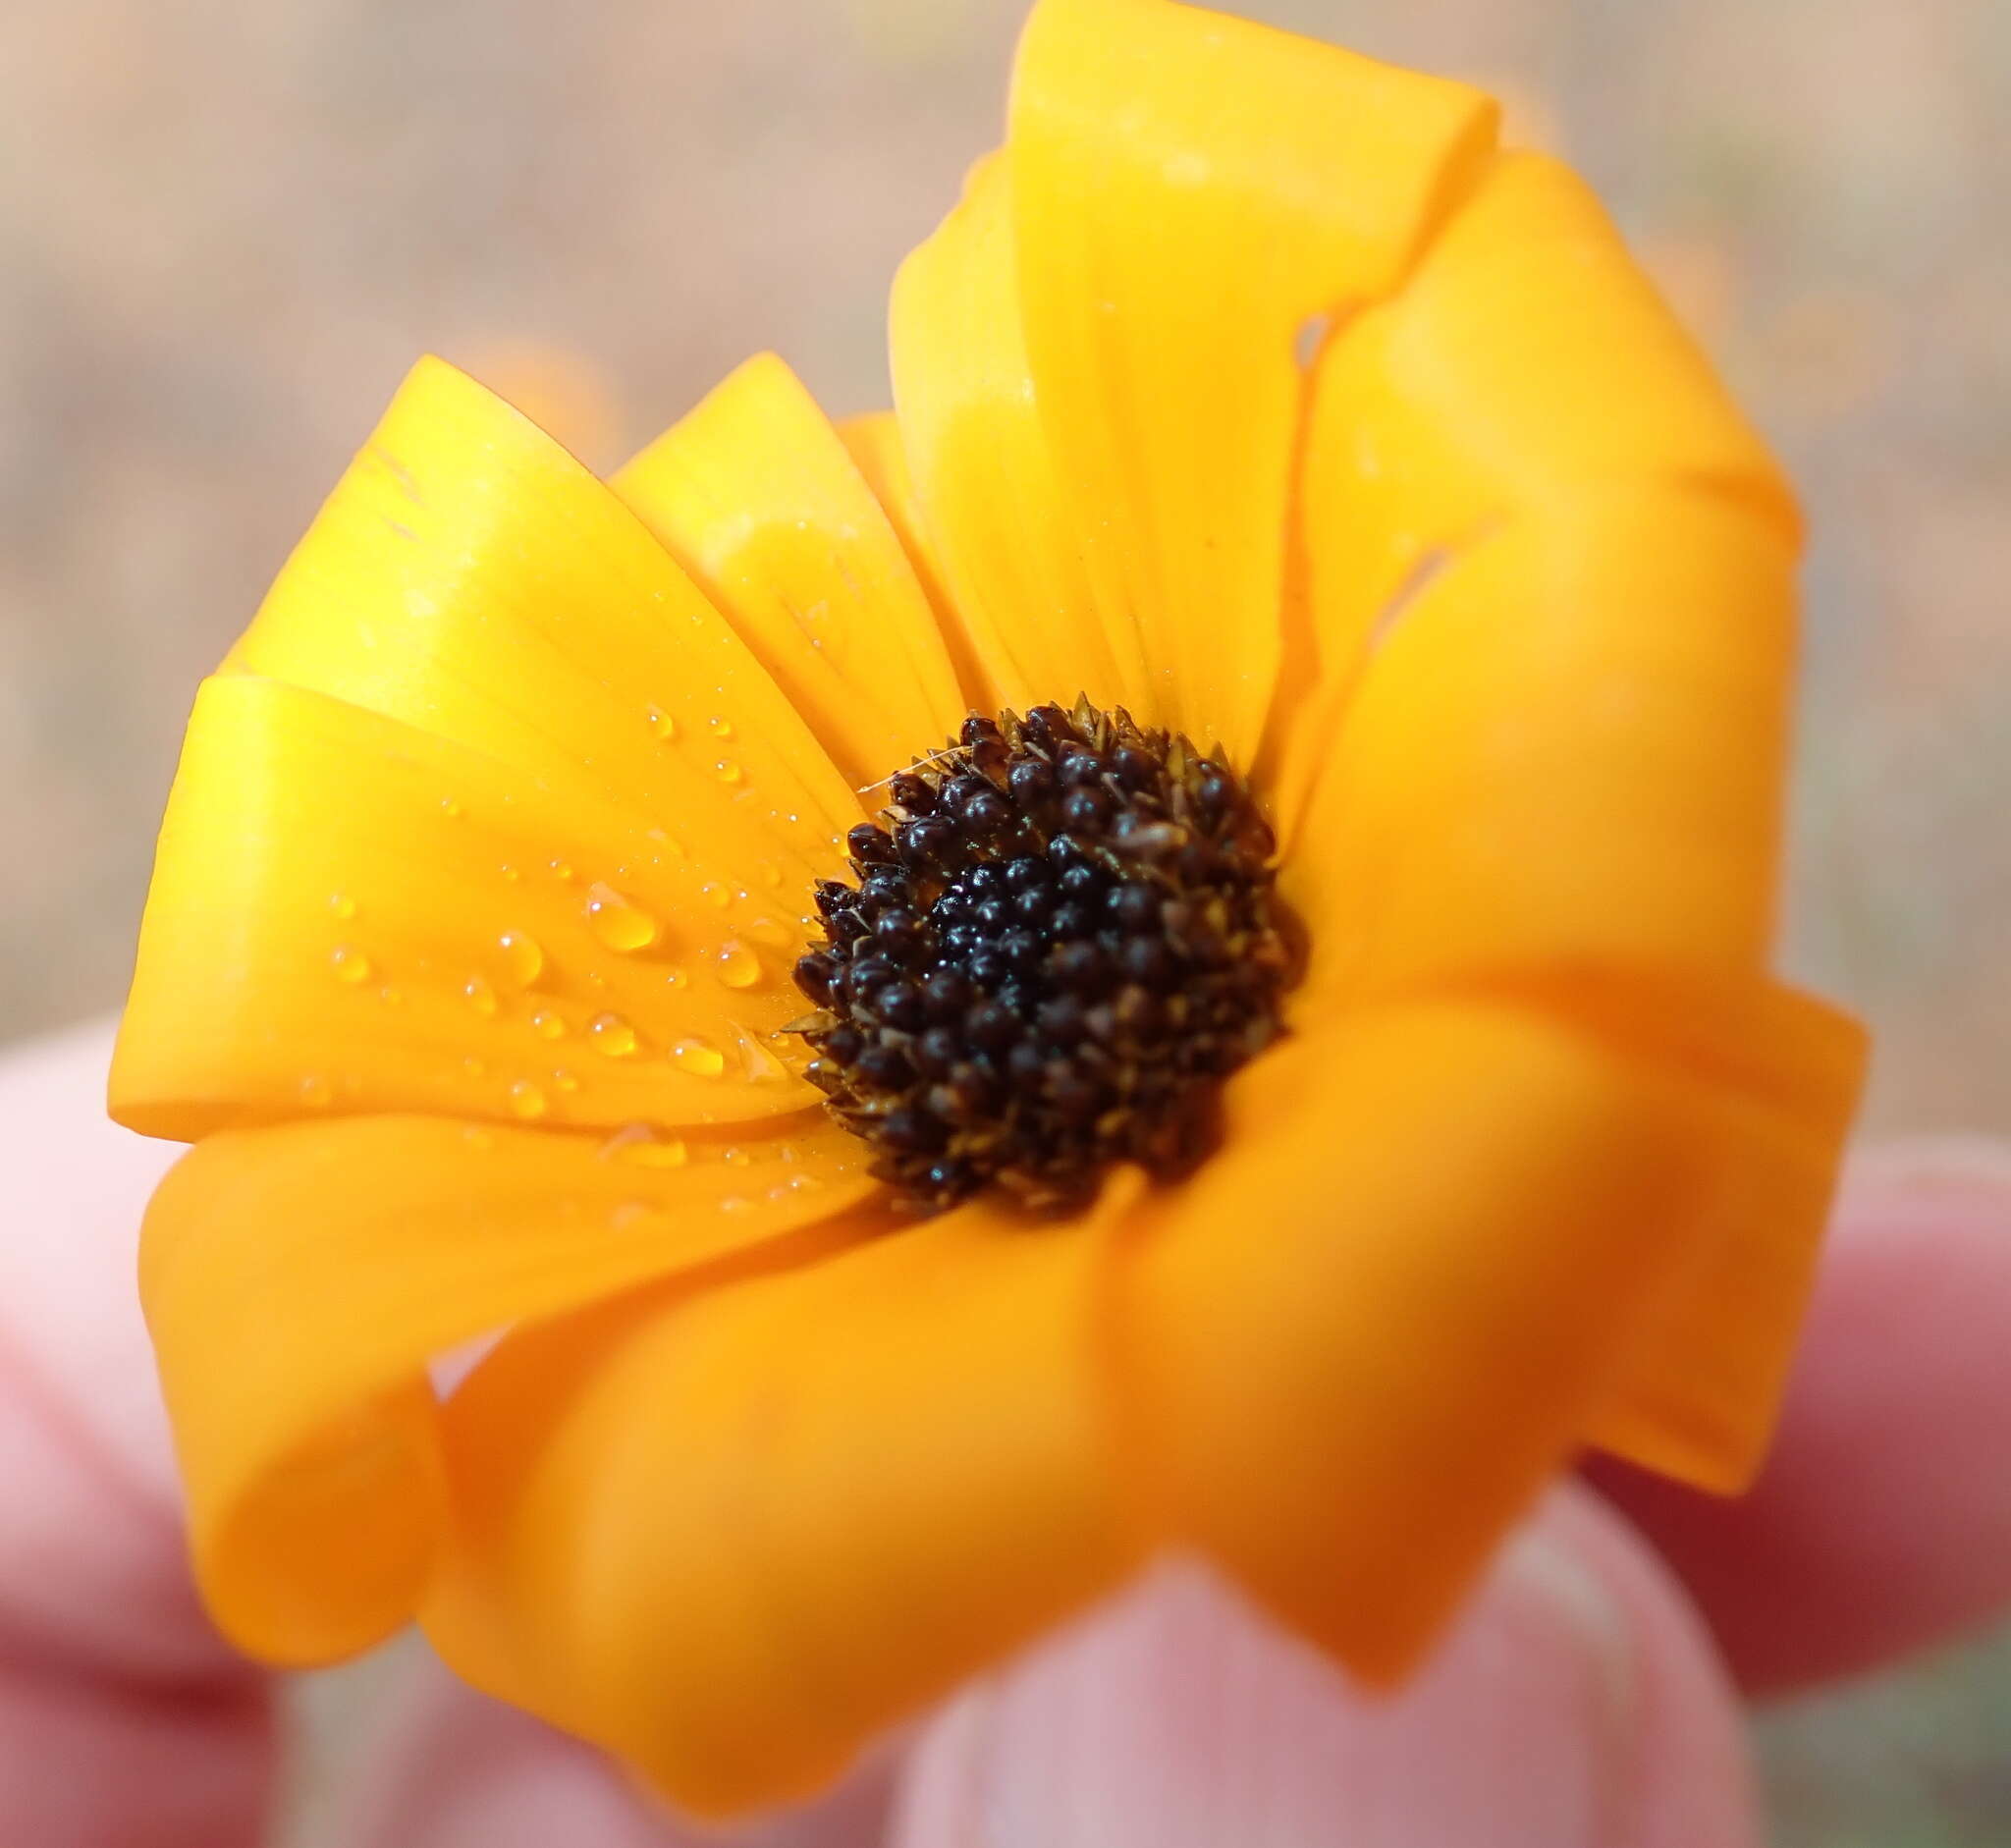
top-left (894, 1488), bottom-right (1760, 1848)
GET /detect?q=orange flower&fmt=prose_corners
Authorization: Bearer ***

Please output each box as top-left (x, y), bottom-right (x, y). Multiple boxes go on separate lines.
top-left (113, 0), bottom-right (1866, 1818)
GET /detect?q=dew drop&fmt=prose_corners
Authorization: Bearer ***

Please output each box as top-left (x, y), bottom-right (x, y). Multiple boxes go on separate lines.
top-left (552, 1068), bottom-right (581, 1093)
top-left (440, 795), bottom-right (465, 820)
top-left (670, 1037), bottom-right (727, 1078)
top-left (498, 930), bottom-right (545, 987)
top-left (715, 940), bottom-right (761, 989)
top-left (706, 715), bottom-right (734, 739)
top-left (647, 705), bottom-right (679, 742)
top-left (550, 858), bottom-right (576, 884)
top-left (599, 1123), bottom-right (689, 1169)
top-left (722, 1145), bottom-right (753, 1169)
top-left (759, 863), bottom-right (787, 891)
top-left (378, 985), bottom-right (405, 1007)
top-left (588, 1012), bottom-right (639, 1058)
top-left (508, 1079), bottom-right (548, 1119)
top-left (662, 965), bottom-right (690, 993)
top-left (299, 1074), bottom-right (333, 1108)
top-left (699, 882), bottom-right (732, 911)
top-left (328, 893), bottom-right (359, 921)
top-left (463, 975), bottom-right (500, 1018)
top-left (744, 915), bottom-right (793, 950)
top-left (712, 759), bottom-right (745, 786)
top-left (330, 945), bottom-right (372, 985)
top-left (529, 1007), bottom-right (567, 1041)
top-left (500, 864), bottom-right (522, 884)
top-left (585, 884), bottom-right (660, 952)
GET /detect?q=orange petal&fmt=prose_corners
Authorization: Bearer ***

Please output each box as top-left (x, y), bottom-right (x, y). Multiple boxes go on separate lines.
top-left (422, 1179), bottom-right (1148, 1817)
top-left (835, 409), bottom-right (996, 714)
top-left (1008, 0), bottom-right (1497, 757)
top-left (1569, 976), bottom-right (1869, 1491)
top-left (226, 354), bottom-right (860, 883)
top-left (1282, 488), bottom-right (1795, 1006)
top-left (141, 1110), bottom-right (877, 1666)
top-left (113, 677), bottom-right (823, 1140)
top-left (890, 154), bottom-right (1141, 717)
top-left (1291, 149), bottom-right (1799, 717)
top-left (1115, 994), bottom-right (1836, 1683)
top-left (613, 355), bottom-right (968, 787)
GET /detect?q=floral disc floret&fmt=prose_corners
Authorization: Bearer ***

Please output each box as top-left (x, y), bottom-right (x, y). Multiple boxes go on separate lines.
top-left (789, 699), bottom-right (1297, 1213)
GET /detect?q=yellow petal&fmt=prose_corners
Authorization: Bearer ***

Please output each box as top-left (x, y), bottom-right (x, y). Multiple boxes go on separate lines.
top-left (1291, 149), bottom-right (1799, 713)
top-left (1008, 0), bottom-right (1497, 757)
top-left (835, 409), bottom-right (997, 714)
top-left (1283, 489), bottom-right (1795, 1006)
top-left (113, 677), bottom-right (822, 1140)
top-left (227, 354), bottom-right (860, 882)
top-left (613, 355), bottom-right (968, 787)
top-left (1116, 995), bottom-right (1817, 1683)
top-left (140, 1110), bottom-right (877, 1665)
top-left (891, 154), bottom-right (1140, 717)
top-left (423, 1179), bottom-right (1148, 1817)
top-left (1572, 976), bottom-right (1868, 1491)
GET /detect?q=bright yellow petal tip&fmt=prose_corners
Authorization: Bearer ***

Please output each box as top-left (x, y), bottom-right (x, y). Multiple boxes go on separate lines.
top-left (115, 0), bottom-right (1862, 1821)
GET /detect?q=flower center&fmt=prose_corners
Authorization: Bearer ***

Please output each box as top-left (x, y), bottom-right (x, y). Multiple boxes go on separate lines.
top-left (789, 700), bottom-right (1297, 1214)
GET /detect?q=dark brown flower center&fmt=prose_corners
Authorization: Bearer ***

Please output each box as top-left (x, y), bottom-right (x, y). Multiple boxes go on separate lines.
top-left (789, 699), bottom-right (1297, 1214)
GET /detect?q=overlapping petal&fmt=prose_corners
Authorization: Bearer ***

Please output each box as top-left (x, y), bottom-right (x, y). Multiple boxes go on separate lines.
top-left (614, 355), bottom-right (969, 787)
top-left (139, 1110), bottom-right (879, 1665)
top-left (422, 1178), bottom-right (1147, 1815)
top-left (1282, 488), bottom-right (1797, 1005)
top-left (1008, 0), bottom-right (1498, 757)
top-left (1114, 988), bottom-right (1858, 1682)
top-left (226, 355), bottom-right (861, 881)
top-left (113, 676), bottom-right (823, 1139)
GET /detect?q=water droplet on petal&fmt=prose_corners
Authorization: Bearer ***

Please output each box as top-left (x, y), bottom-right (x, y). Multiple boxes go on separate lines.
top-left (722, 1145), bottom-right (752, 1169)
top-left (671, 1037), bottom-right (727, 1078)
top-left (550, 858), bottom-right (576, 884)
top-left (463, 975), bottom-right (500, 1018)
top-left (507, 1079), bottom-right (548, 1119)
top-left (440, 796), bottom-right (465, 820)
top-left (498, 930), bottom-right (545, 987)
top-left (712, 759), bottom-right (744, 786)
top-left (707, 715), bottom-right (734, 739)
top-left (588, 1012), bottom-right (639, 1058)
top-left (585, 883), bottom-right (660, 952)
top-left (330, 945), bottom-right (372, 985)
top-left (599, 1122), bottom-right (689, 1169)
top-left (500, 864), bottom-right (522, 884)
top-left (378, 985), bottom-right (405, 1006)
top-left (299, 1074), bottom-right (333, 1108)
top-left (663, 966), bottom-right (689, 993)
top-left (328, 894), bottom-right (358, 921)
top-left (744, 915), bottom-right (793, 950)
top-left (715, 940), bottom-right (761, 989)
top-left (759, 863), bottom-right (787, 891)
top-left (529, 1007), bottom-right (567, 1040)
top-left (647, 705), bottom-right (679, 742)
top-left (552, 1068), bottom-right (580, 1093)
top-left (699, 883), bottom-right (732, 911)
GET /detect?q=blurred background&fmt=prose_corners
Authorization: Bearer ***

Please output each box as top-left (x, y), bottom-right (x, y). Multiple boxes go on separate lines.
top-left (1, 0), bottom-right (2006, 1840)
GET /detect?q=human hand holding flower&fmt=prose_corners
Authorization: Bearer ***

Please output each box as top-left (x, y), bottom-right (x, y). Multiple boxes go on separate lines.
top-left (6, 1021), bottom-right (2011, 1846)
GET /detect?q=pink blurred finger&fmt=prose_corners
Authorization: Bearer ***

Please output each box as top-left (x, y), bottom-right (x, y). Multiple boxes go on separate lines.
top-left (0, 1022), bottom-right (275, 1847)
top-left (894, 1485), bottom-right (1760, 1848)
